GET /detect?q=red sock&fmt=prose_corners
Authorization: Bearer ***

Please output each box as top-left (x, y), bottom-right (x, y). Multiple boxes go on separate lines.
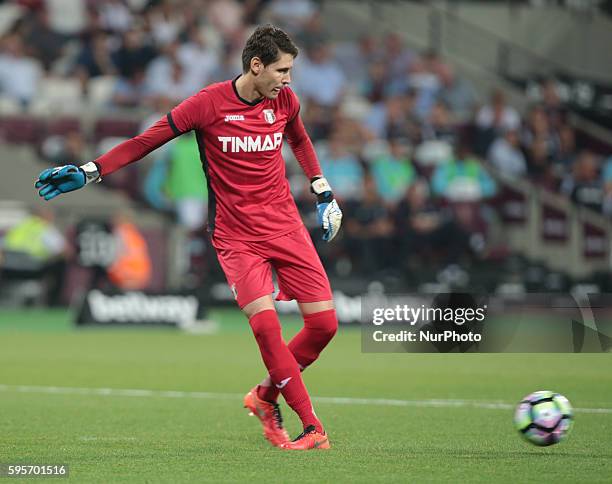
top-left (258, 309), bottom-right (338, 404)
top-left (249, 310), bottom-right (322, 432)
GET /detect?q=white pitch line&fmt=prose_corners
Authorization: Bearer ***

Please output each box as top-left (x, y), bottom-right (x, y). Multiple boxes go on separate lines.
top-left (0, 384), bottom-right (611, 414)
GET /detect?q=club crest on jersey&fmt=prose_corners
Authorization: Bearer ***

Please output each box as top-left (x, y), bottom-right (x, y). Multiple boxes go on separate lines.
top-left (263, 109), bottom-right (276, 124)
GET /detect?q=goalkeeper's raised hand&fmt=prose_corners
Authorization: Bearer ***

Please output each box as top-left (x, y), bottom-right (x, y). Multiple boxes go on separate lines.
top-left (311, 176), bottom-right (342, 242)
top-left (35, 162), bottom-right (101, 201)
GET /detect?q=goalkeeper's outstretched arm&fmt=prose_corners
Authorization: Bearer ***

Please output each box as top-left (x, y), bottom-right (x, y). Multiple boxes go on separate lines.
top-left (35, 112), bottom-right (185, 201)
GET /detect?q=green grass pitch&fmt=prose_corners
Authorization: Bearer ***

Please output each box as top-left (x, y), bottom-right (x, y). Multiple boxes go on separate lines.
top-left (0, 308), bottom-right (611, 483)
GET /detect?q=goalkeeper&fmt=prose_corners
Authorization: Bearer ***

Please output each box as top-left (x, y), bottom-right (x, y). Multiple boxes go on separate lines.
top-left (35, 25), bottom-right (341, 451)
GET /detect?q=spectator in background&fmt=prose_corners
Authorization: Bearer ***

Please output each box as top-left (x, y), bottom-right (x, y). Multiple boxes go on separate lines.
top-left (370, 138), bottom-right (416, 205)
top-left (112, 28), bottom-right (157, 79)
top-left (147, 54), bottom-right (193, 102)
top-left (432, 142), bottom-right (496, 202)
top-left (438, 69), bottom-right (478, 121)
top-left (147, 0), bottom-right (184, 46)
top-left (421, 101), bottom-right (458, 146)
top-left (487, 128), bottom-right (527, 179)
top-left (177, 26), bottom-right (219, 94)
top-left (106, 210), bottom-right (152, 291)
top-left (560, 150), bottom-right (604, 213)
top-left (553, 124), bottom-right (577, 176)
top-left (295, 11), bottom-right (327, 48)
top-left (292, 42), bottom-right (345, 108)
top-left (209, 42), bottom-right (243, 83)
top-left (73, 31), bottom-right (116, 94)
top-left (96, 0), bottom-right (133, 34)
top-left (264, 0), bottom-right (318, 34)
top-left (403, 49), bottom-right (450, 119)
top-left (143, 131), bottom-right (208, 230)
top-left (334, 34), bottom-right (381, 89)
top-left (301, 100), bottom-right (336, 143)
top-left (364, 91), bottom-right (419, 142)
top-left (521, 104), bottom-right (559, 161)
top-left (18, 8), bottom-right (66, 71)
top-left (382, 33), bottom-right (416, 82)
top-left (332, 114), bottom-right (371, 154)
top-left (474, 89), bottom-right (520, 156)
top-left (110, 67), bottom-right (151, 108)
top-left (476, 89), bottom-right (521, 133)
top-left (207, 0), bottom-right (245, 41)
top-left (0, 206), bottom-right (68, 306)
top-left (0, 34), bottom-right (42, 108)
top-left (361, 59), bottom-right (389, 104)
top-left (395, 179), bottom-right (470, 269)
top-left (526, 136), bottom-right (556, 188)
top-left (344, 175), bottom-right (395, 274)
top-left (243, 0), bottom-right (272, 25)
top-left (537, 78), bottom-right (567, 130)
top-left (317, 131), bottom-right (364, 202)
top-left (146, 35), bottom-right (217, 101)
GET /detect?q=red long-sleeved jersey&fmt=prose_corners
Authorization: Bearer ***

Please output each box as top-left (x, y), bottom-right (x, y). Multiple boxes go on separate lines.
top-left (95, 79), bottom-right (321, 240)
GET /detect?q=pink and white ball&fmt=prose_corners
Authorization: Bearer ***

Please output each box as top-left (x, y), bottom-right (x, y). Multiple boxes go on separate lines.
top-left (514, 391), bottom-right (573, 446)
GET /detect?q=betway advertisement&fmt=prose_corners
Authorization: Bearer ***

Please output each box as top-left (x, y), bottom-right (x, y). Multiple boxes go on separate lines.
top-left (76, 290), bottom-right (205, 328)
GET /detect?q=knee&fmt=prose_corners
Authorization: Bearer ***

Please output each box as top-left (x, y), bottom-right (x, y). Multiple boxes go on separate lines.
top-left (305, 309), bottom-right (338, 341)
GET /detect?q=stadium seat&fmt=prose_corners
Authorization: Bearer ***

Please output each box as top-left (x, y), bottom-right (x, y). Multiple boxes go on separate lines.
top-left (46, 117), bottom-right (82, 136)
top-left (30, 77), bottom-right (83, 115)
top-left (0, 95), bottom-right (21, 115)
top-left (93, 119), bottom-right (140, 143)
top-left (88, 76), bottom-right (116, 108)
top-left (0, 115), bottom-right (45, 145)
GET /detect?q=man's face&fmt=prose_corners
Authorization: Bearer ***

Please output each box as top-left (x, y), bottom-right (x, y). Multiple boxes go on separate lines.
top-left (254, 52), bottom-right (294, 99)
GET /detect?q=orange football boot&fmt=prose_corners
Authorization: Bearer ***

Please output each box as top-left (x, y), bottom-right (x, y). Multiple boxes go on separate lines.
top-left (281, 425), bottom-right (330, 450)
top-left (243, 386), bottom-right (290, 447)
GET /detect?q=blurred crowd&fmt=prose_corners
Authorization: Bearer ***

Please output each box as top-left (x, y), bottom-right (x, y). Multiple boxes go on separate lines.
top-left (1, 0), bottom-right (612, 284)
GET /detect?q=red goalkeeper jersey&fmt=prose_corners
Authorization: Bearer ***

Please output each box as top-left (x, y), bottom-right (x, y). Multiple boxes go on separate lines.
top-left (94, 79), bottom-right (322, 241)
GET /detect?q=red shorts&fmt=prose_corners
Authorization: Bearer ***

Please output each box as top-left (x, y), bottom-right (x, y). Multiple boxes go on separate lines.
top-left (212, 225), bottom-right (333, 308)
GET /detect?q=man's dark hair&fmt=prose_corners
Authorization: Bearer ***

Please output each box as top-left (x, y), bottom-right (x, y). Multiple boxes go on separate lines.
top-left (241, 25), bottom-right (299, 73)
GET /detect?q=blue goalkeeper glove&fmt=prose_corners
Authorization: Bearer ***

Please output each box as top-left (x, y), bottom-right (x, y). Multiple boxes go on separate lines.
top-left (35, 162), bottom-right (101, 201)
top-left (311, 177), bottom-right (342, 242)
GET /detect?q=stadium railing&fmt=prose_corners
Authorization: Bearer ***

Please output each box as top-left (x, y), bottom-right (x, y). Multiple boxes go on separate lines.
top-left (490, 166), bottom-right (610, 278)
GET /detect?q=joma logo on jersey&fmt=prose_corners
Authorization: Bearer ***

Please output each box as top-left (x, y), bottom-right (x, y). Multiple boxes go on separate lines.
top-left (224, 114), bottom-right (245, 122)
top-left (218, 133), bottom-right (283, 153)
